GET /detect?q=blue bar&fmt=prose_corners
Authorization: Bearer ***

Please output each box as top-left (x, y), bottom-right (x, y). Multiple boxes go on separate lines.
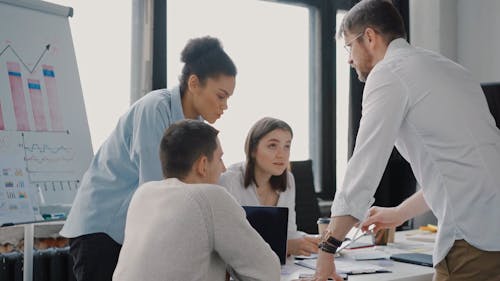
top-left (28, 83), bottom-right (41, 90)
top-left (8, 71), bottom-right (21, 77)
top-left (42, 69), bottom-right (55, 77)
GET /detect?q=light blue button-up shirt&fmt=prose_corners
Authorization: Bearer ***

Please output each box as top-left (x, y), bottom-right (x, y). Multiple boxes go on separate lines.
top-left (60, 86), bottom-right (186, 244)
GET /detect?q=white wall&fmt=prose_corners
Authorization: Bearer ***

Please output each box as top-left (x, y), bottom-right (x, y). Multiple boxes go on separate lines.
top-left (457, 0), bottom-right (500, 83)
top-left (410, 0), bottom-right (457, 61)
top-left (410, 0), bottom-right (500, 83)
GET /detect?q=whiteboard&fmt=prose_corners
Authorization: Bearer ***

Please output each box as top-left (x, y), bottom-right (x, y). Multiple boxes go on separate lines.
top-left (0, 0), bottom-right (93, 225)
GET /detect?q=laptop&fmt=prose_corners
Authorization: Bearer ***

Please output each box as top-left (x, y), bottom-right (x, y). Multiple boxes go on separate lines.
top-left (390, 253), bottom-right (433, 267)
top-left (242, 206), bottom-right (288, 264)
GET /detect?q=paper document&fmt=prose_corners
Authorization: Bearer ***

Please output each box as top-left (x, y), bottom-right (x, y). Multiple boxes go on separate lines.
top-left (352, 251), bottom-right (391, 261)
top-left (295, 258), bottom-right (391, 275)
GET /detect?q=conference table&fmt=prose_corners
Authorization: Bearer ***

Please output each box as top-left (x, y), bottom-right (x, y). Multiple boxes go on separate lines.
top-left (281, 230), bottom-right (436, 281)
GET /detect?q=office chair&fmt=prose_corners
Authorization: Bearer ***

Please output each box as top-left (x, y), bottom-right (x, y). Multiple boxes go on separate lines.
top-left (290, 160), bottom-right (321, 234)
top-left (481, 83), bottom-right (500, 129)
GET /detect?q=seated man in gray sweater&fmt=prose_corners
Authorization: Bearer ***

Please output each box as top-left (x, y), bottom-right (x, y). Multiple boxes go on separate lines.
top-left (113, 120), bottom-right (281, 281)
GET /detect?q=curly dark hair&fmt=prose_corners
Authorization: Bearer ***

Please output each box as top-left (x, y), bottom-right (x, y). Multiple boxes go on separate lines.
top-left (179, 36), bottom-right (237, 96)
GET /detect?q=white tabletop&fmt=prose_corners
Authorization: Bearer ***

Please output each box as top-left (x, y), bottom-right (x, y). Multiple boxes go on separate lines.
top-left (281, 230), bottom-right (436, 281)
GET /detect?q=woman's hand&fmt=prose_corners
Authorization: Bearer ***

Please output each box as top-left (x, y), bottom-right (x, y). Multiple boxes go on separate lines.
top-left (287, 235), bottom-right (320, 256)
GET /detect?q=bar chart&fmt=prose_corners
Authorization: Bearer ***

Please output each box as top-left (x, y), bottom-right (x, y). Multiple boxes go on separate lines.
top-left (0, 38), bottom-right (91, 225)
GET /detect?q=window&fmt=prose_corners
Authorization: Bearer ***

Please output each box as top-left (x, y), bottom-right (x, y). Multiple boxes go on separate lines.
top-left (336, 10), bottom-right (350, 190)
top-left (167, 0), bottom-right (309, 166)
top-left (49, 1), bottom-right (131, 151)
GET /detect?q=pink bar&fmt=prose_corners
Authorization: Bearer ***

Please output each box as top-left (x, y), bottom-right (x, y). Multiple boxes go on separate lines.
top-left (42, 65), bottom-right (63, 130)
top-left (7, 62), bottom-right (30, 131)
top-left (0, 101), bottom-right (4, 130)
top-left (27, 79), bottom-right (48, 131)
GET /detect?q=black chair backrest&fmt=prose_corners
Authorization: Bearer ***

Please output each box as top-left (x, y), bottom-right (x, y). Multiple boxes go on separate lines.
top-left (481, 83), bottom-right (500, 129)
top-left (290, 160), bottom-right (321, 234)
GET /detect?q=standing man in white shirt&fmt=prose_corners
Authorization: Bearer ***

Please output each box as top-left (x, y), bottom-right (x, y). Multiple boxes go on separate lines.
top-left (304, 1), bottom-right (500, 280)
top-left (113, 120), bottom-right (280, 281)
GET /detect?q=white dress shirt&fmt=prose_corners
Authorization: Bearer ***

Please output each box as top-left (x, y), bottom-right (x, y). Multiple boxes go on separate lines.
top-left (113, 178), bottom-right (280, 281)
top-left (219, 162), bottom-right (303, 239)
top-left (331, 38), bottom-right (500, 265)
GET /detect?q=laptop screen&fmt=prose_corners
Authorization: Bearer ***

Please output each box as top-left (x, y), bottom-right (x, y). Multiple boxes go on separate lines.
top-left (242, 206), bottom-right (288, 265)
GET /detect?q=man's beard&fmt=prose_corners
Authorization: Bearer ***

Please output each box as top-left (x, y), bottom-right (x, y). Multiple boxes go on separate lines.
top-left (356, 69), bottom-right (368, 82)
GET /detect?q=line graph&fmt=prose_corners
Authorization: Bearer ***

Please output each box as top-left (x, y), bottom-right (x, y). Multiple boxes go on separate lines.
top-left (0, 130), bottom-right (81, 216)
top-left (25, 155), bottom-right (75, 164)
top-left (22, 133), bottom-right (75, 175)
top-left (0, 44), bottom-right (50, 74)
top-left (23, 143), bottom-right (73, 154)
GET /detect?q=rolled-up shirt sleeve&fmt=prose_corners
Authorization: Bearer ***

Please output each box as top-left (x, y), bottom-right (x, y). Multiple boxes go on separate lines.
top-left (331, 68), bottom-right (409, 221)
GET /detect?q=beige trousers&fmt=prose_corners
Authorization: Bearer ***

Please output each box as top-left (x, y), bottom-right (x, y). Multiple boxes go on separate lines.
top-left (434, 240), bottom-right (500, 281)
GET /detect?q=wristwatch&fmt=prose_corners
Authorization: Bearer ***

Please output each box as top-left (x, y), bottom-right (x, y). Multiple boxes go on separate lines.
top-left (319, 242), bottom-right (337, 254)
top-left (321, 230), bottom-right (343, 248)
top-left (326, 235), bottom-right (343, 248)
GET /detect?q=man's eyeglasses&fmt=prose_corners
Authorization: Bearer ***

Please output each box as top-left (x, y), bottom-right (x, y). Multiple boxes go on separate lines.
top-left (343, 32), bottom-right (364, 54)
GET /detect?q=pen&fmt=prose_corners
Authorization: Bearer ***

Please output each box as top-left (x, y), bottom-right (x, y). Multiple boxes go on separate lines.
top-left (336, 221), bottom-right (374, 253)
